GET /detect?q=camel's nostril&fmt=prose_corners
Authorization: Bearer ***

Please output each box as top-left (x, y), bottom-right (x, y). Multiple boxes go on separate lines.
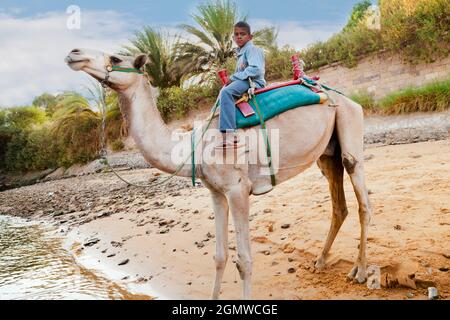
top-left (71, 49), bottom-right (81, 54)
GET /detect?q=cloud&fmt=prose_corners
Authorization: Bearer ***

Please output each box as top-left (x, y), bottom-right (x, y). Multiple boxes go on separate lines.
top-left (0, 10), bottom-right (138, 107)
top-left (249, 19), bottom-right (342, 50)
top-left (0, 10), bottom-right (342, 107)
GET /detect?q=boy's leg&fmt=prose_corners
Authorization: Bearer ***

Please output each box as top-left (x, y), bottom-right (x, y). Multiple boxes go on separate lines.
top-left (219, 80), bottom-right (250, 132)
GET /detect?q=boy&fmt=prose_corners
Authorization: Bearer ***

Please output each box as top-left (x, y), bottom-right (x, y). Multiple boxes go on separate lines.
top-left (218, 21), bottom-right (266, 149)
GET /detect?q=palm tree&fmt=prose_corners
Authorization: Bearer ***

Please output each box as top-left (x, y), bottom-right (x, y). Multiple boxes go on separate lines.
top-left (177, 0), bottom-right (278, 80)
top-left (122, 27), bottom-right (184, 88)
top-left (51, 93), bottom-right (101, 166)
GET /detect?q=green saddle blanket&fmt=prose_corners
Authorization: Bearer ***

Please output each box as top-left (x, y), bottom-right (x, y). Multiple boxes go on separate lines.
top-left (236, 84), bottom-right (321, 129)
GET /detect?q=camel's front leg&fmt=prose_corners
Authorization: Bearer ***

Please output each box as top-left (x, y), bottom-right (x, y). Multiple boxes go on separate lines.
top-left (210, 190), bottom-right (230, 300)
top-left (227, 185), bottom-right (252, 300)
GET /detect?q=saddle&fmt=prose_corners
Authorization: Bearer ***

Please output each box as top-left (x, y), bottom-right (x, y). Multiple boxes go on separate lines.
top-left (234, 77), bottom-right (329, 129)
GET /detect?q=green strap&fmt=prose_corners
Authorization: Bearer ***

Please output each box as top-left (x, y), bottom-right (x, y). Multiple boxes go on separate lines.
top-left (252, 96), bottom-right (276, 187)
top-left (190, 99), bottom-right (221, 186)
top-left (191, 130), bottom-right (196, 186)
top-left (111, 66), bottom-right (144, 74)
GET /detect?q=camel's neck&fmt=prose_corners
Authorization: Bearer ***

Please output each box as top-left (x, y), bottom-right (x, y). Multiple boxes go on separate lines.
top-left (118, 78), bottom-right (191, 177)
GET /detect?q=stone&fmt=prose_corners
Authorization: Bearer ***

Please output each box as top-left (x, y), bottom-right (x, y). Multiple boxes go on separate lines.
top-left (263, 209), bottom-right (272, 213)
top-left (428, 287), bottom-right (439, 300)
top-left (438, 267), bottom-right (449, 272)
top-left (367, 265), bottom-right (381, 289)
top-left (83, 238), bottom-right (100, 247)
top-left (281, 224), bottom-right (290, 229)
top-left (288, 268), bottom-right (296, 274)
top-left (118, 259), bottom-right (130, 266)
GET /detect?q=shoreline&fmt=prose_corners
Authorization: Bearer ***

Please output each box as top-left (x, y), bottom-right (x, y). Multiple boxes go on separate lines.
top-left (1, 139), bottom-right (449, 299)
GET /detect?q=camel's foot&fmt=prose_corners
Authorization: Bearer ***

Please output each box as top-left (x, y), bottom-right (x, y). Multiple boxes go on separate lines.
top-left (347, 263), bottom-right (367, 284)
top-left (313, 256), bottom-right (326, 271)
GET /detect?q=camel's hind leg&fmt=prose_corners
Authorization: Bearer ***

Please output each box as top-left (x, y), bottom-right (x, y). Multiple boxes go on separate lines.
top-left (314, 152), bottom-right (349, 270)
top-left (333, 92), bottom-right (372, 283)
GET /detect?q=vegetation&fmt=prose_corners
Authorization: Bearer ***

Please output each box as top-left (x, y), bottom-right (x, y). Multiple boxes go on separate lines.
top-left (378, 78), bottom-right (450, 114)
top-left (300, 0), bottom-right (449, 71)
top-left (350, 78), bottom-right (450, 114)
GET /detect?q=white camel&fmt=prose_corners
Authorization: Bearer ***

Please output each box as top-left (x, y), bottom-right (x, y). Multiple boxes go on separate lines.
top-left (65, 49), bottom-right (372, 300)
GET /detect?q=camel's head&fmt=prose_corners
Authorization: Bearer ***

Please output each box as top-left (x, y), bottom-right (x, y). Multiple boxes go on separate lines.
top-left (65, 48), bottom-right (148, 91)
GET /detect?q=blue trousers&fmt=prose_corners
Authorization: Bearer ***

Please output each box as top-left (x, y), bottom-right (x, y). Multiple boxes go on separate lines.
top-left (219, 80), bottom-right (251, 132)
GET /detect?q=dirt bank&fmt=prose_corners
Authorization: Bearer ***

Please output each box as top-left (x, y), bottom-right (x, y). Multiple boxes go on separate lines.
top-left (1, 139), bottom-right (449, 299)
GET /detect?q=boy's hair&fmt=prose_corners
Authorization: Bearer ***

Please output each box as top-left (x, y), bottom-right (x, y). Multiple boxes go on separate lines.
top-left (234, 21), bottom-right (251, 34)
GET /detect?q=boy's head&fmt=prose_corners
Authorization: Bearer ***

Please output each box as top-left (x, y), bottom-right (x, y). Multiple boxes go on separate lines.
top-left (233, 21), bottom-right (252, 48)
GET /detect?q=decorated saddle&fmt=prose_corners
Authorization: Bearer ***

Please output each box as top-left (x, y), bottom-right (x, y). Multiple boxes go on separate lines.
top-left (235, 78), bottom-right (329, 129)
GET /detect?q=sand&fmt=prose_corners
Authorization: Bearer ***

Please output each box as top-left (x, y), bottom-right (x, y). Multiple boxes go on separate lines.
top-left (1, 139), bottom-right (449, 300)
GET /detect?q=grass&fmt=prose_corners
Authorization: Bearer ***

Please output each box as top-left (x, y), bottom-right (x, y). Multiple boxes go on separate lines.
top-left (378, 77), bottom-right (450, 114)
top-left (350, 77), bottom-right (450, 115)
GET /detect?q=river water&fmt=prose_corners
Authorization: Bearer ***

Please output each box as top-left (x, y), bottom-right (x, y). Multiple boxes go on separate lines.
top-left (0, 215), bottom-right (149, 300)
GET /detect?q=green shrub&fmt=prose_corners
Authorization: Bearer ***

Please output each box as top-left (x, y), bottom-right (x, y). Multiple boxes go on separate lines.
top-left (349, 89), bottom-right (378, 113)
top-left (110, 139), bottom-right (125, 152)
top-left (298, 0), bottom-right (449, 71)
top-left (265, 46), bottom-right (298, 82)
top-left (379, 77), bottom-right (450, 114)
top-left (3, 106), bottom-right (48, 130)
top-left (380, 0), bottom-right (450, 64)
top-left (157, 84), bottom-right (218, 122)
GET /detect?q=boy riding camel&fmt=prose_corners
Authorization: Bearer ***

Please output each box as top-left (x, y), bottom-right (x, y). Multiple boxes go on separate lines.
top-left (218, 21), bottom-right (266, 149)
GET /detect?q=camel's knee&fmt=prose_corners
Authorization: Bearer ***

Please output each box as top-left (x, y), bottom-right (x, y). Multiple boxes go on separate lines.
top-left (342, 152), bottom-right (358, 175)
top-left (334, 208), bottom-right (348, 224)
top-left (214, 253), bottom-right (228, 270)
top-left (235, 254), bottom-right (252, 280)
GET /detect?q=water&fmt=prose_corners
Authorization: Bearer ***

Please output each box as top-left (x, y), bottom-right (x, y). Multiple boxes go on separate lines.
top-left (0, 215), bottom-right (150, 300)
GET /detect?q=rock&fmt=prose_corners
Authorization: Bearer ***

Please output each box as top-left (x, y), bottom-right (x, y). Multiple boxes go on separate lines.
top-left (118, 259), bottom-right (130, 266)
top-left (267, 223), bottom-right (274, 232)
top-left (97, 211), bottom-right (112, 218)
top-left (367, 265), bottom-right (381, 290)
top-left (288, 267), bottom-right (296, 274)
top-left (111, 241), bottom-right (123, 248)
top-left (428, 287), bottom-right (439, 300)
top-left (263, 208), bottom-right (272, 213)
top-left (281, 224), bottom-right (290, 229)
top-left (394, 224), bottom-right (402, 230)
top-left (406, 292), bottom-right (414, 299)
top-left (107, 253), bottom-right (116, 258)
top-left (438, 267), bottom-right (449, 272)
top-left (282, 244), bottom-right (295, 254)
top-left (83, 238), bottom-right (100, 247)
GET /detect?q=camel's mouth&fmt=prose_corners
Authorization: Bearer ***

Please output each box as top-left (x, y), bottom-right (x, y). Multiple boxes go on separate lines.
top-left (65, 55), bottom-right (89, 71)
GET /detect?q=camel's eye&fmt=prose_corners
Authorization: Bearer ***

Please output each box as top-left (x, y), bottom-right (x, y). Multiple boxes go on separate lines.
top-left (110, 56), bottom-right (122, 64)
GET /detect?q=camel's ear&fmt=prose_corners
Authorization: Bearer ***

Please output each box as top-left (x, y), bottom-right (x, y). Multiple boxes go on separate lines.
top-left (133, 54), bottom-right (148, 70)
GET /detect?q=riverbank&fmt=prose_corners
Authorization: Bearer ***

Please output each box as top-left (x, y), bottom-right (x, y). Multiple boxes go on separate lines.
top-left (1, 138), bottom-right (449, 299)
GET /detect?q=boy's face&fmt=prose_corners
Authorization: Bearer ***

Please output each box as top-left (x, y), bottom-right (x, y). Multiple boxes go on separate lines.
top-left (233, 27), bottom-right (252, 48)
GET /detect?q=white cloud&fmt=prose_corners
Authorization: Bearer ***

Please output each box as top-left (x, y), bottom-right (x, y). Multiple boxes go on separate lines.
top-left (249, 19), bottom-right (342, 50)
top-left (0, 11), bottom-right (342, 107)
top-left (0, 10), bottom-right (137, 107)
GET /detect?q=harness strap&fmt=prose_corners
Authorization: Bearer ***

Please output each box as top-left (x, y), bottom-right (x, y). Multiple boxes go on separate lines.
top-left (252, 95), bottom-right (276, 187)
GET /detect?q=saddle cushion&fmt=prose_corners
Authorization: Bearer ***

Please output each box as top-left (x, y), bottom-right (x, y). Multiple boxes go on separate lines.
top-left (236, 83), bottom-right (321, 129)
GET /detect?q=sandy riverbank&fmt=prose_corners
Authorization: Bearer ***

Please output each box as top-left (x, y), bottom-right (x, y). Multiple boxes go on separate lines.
top-left (1, 139), bottom-right (449, 299)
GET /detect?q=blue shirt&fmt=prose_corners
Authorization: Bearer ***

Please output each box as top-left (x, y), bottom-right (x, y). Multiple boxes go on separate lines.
top-left (230, 41), bottom-right (266, 88)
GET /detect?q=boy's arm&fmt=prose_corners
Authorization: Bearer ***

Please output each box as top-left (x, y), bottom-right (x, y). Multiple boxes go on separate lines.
top-left (230, 47), bottom-right (265, 81)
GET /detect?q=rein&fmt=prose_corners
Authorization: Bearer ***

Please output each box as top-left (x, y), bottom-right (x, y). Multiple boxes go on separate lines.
top-left (98, 57), bottom-right (215, 189)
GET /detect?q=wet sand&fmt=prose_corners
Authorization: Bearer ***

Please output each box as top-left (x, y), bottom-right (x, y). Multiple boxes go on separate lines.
top-left (1, 139), bottom-right (449, 299)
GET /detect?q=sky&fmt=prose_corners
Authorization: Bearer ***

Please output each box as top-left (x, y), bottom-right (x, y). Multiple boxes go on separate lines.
top-left (0, 0), bottom-right (371, 107)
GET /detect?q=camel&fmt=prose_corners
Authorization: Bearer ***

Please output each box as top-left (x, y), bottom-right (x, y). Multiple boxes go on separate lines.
top-left (65, 48), bottom-right (372, 300)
